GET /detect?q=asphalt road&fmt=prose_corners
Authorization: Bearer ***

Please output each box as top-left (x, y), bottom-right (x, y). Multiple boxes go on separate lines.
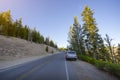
top-left (0, 52), bottom-right (118, 80)
top-left (0, 53), bottom-right (78, 80)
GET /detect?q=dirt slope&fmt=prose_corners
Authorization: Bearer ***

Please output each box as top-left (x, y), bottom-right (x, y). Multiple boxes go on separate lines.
top-left (0, 35), bottom-right (58, 60)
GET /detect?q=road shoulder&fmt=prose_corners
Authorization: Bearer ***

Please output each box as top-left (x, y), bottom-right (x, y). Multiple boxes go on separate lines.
top-left (72, 60), bottom-right (118, 80)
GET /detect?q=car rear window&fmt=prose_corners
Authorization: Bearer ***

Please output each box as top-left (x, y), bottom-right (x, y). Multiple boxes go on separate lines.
top-left (68, 52), bottom-right (76, 54)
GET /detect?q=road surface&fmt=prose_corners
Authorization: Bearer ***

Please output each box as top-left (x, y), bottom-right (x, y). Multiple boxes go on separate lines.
top-left (0, 52), bottom-right (118, 80)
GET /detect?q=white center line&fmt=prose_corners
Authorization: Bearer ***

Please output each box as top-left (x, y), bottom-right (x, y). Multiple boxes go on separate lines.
top-left (65, 60), bottom-right (69, 80)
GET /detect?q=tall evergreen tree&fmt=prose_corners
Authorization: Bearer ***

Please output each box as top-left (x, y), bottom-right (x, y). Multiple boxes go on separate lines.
top-left (45, 37), bottom-right (50, 45)
top-left (16, 18), bottom-right (23, 38)
top-left (96, 34), bottom-right (108, 60)
top-left (11, 22), bottom-right (16, 37)
top-left (68, 16), bottom-right (85, 54)
top-left (0, 10), bottom-right (12, 36)
top-left (39, 35), bottom-right (44, 44)
top-left (0, 10), bottom-right (58, 49)
top-left (81, 6), bottom-right (100, 59)
top-left (32, 27), bottom-right (37, 43)
top-left (50, 40), bottom-right (54, 47)
top-left (24, 25), bottom-right (29, 40)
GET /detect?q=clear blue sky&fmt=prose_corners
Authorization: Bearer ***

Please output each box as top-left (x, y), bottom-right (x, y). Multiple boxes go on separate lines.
top-left (0, 0), bottom-right (120, 48)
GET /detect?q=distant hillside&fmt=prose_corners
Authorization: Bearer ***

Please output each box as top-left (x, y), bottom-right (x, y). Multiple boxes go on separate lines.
top-left (0, 35), bottom-right (58, 60)
top-left (0, 10), bottom-right (58, 49)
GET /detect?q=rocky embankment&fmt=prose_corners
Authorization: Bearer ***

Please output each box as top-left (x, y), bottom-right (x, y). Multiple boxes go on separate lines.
top-left (0, 35), bottom-right (58, 69)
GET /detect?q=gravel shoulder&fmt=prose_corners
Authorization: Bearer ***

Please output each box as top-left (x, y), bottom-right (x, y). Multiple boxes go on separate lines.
top-left (72, 60), bottom-right (118, 80)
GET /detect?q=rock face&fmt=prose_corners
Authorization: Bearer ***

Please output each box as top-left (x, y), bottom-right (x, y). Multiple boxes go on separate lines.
top-left (0, 35), bottom-right (58, 60)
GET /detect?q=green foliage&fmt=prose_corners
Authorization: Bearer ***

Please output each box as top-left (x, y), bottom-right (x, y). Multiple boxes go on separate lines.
top-left (0, 10), bottom-right (12, 36)
top-left (81, 6), bottom-right (102, 59)
top-left (0, 10), bottom-right (58, 49)
top-left (45, 37), bottom-right (50, 45)
top-left (44, 37), bottom-right (57, 48)
top-left (54, 44), bottom-right (58, 49)
top-left (68, 16), bottom-right (85, 54)
top-left (51, 50), bottom-right (54, 53)
top-left (95, 61), bottom-right (120, 78)
top-left (104, 34), bottom-right (119, 64)
top-left (78, 54), bottom-right (120, 78)
top-left (32, 28), bottom-right (40, 43)
top-left (46, 46), bottom-right (49, 52)
top-left (117, 44), bottom-right (120, 64)
top-left (68, 5), bottom-right (117, 63)
top-left (59, 47), bottom-right (66, 51)
top-left (67, 5), bottom-right (120, 79)
top-left (78, 54), bottom-right (97, 65)
top-left (24, 25), bottom-right (29, 40)
top-left (50, 40), bottom-right (54, 47)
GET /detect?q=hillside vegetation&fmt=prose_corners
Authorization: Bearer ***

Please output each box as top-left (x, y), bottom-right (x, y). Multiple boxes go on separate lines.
top-left (0, 10), bottom-right (58, 60)
top-left (0, 10), bottom-right (58, 49)
top-left (0, 35), bottom-right (58, 60)
top-left (68, 6), bottom-right (120, 78)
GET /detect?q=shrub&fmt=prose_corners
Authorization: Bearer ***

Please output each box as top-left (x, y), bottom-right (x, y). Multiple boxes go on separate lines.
top-left (94, 60), bottom-right (108, 70)
top-left (105, 63), bottom-right (120, 77)
top-left (46, 46), bottom-right (48, 52)
top-left (51, 50), bottom-right (54, 53)
top-left (77, 54), bottom-right (120, 78)
top-left (77, 54), bottom-right (96, 64)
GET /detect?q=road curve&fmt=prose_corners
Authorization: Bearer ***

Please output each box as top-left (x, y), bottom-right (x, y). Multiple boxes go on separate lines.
top-left (0, 52), bottom-right (118, 80)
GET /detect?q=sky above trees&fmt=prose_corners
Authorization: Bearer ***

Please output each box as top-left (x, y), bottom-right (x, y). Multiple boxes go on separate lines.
top-left (0, 0), bottom-right (120, 47)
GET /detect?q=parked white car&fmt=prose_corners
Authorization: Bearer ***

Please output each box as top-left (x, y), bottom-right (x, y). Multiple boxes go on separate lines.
top-left (65, 51), bottom-right (77, 61)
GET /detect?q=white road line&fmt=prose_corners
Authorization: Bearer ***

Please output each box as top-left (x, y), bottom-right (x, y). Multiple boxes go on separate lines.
top-left (65, 60), bottom-right (69, 80)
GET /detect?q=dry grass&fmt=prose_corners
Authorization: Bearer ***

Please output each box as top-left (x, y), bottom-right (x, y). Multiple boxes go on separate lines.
top-left (0, 35), bottom-right (57, 60)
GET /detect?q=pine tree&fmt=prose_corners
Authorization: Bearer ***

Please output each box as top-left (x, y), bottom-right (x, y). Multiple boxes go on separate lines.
top-left (0, 10), bottom-right (58, 50)
top-left (50, 40), bottom-right (54, 47)
top-left (11, 22), bottom-right (16, 37)
top-left (0, 10), bottom-right (12, 36)
top-left (32, 27), bottom-right (38, 43)
top-left (45, 37), bottom-right (50, 45)
top-left (38, 35), bottom-right (44, 44)
top-left (41, 35), bottom-right (44, 43)
top-left (96, 34), bottom-right (108, 60)
top-left (46, 46), bottom-right (49, 52)
top-left (54, 44), bottom-right (58, 49)
top-left (16, 18), bottom-right (23, 38)
top-left (24, 25), bottom-right (29, 40)
top-left (81, 6), bottom-right (100, 59)
top-left (68, 16), bottom-right (85, 54)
